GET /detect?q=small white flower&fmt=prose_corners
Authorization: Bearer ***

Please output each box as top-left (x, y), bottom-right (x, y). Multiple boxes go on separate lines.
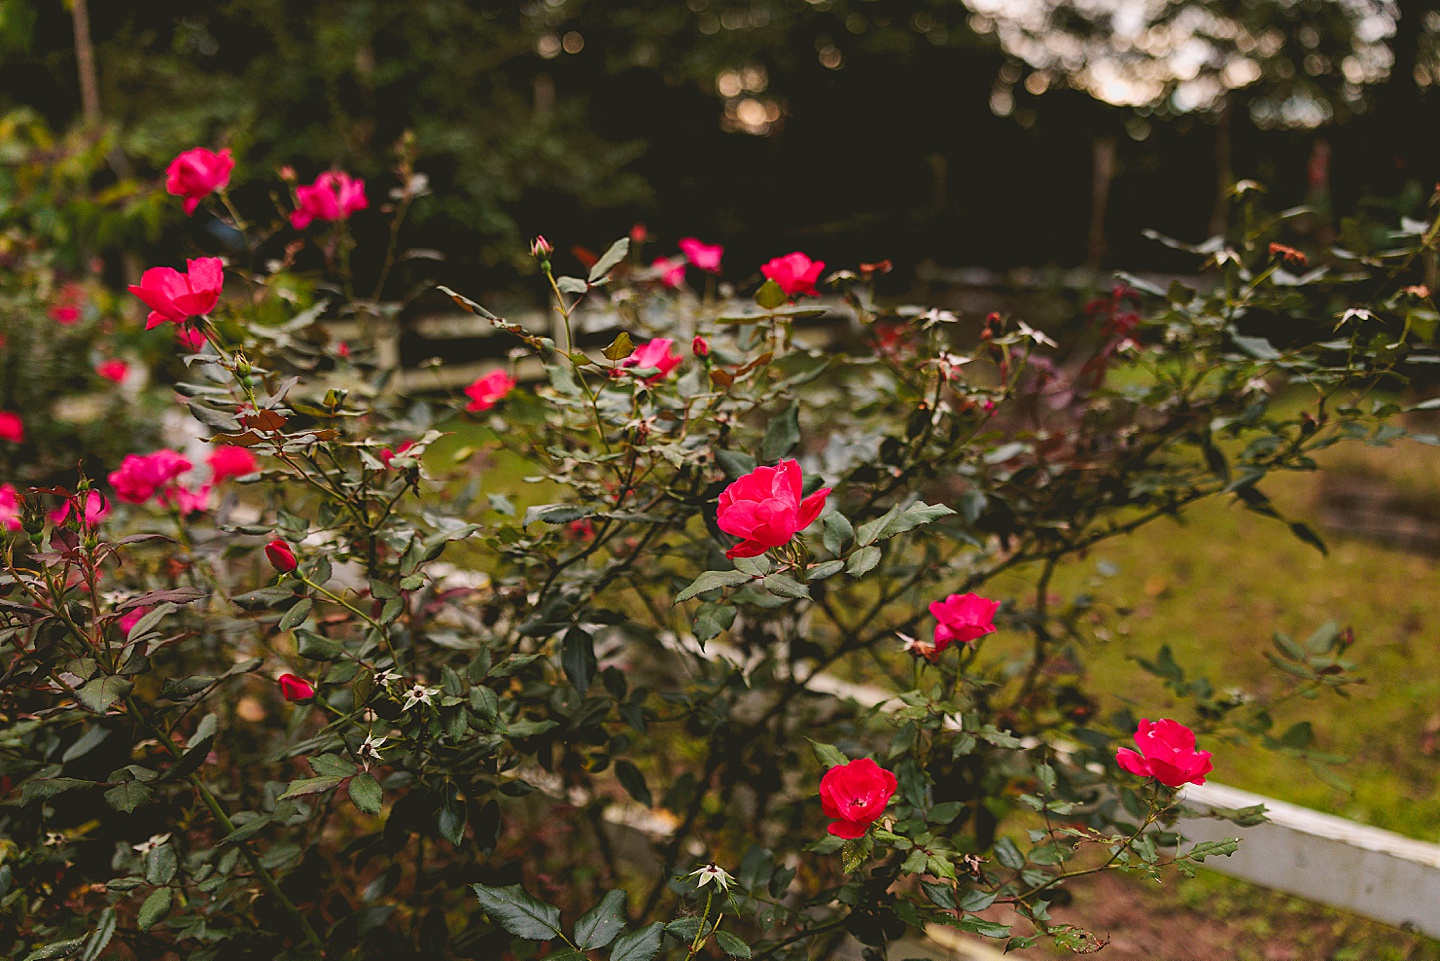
top-left (920, 307), bottom-right (958, 325)
top-left (44, 832), bottom-right (67, 847)
top-left (1244, 377), bottom-right (1271, 395)
top-left (686, 863), bottom-right (733, 892)
top-left (402, 684), bottom-right (439, 712)
top-left (1339, 307), bottom-right (1377, 324)
top-left (360, 733), bottom-right (388, 763)
top-left (132, 832), bottom-right (171, 854)
top-left (1015, 321), bottom-right (1058, 348)
top-left (374, 670), bottom-right (402, 686)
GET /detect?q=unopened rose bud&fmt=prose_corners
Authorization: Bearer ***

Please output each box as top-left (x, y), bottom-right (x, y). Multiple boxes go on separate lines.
top-left (531, 235), bottom-right (553, 260)
top-left (277, 673), bottom-right (315, 702)
top-left (629, 223), bottom-right (648, 244)
top-left (692, 335), bottom-right (709, 358)
top-left (265, 538), bottom-right (298, 573)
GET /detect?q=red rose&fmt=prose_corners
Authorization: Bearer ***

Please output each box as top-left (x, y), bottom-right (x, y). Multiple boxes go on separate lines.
top-left (291, 171), bottom-right (367, 229)
top-left (208, 445), bottom-right (260, 484)
top-left (265, 539), bottom-right (298, 573)
top-left (692, 335), bottom-right (710, 358)
top-left (927, 592), bottom-right (1000, 656)
top-left (128, 257), bottom-right (224, 330)
top-left (1116, 718), bottom-right (1214, 788)
top-left (716, 459), bottom-right (830, 559)
top-left (679, 237), bottom-right (724, 273)
top-left (165, 147), bottom-right (235, 216)
top-left (464, 370), bottom-right (516, 412)
top-left (108, 449), bottom-right (193, 505)
top-left (379, 440), bottom-right (415, 468)
top-left (761, 251), bottom-right (825, 297)
top-left (278, 674), bottom-right (315, 702)
top-left (819, 758), bottom-right (897, 839)
top-left (620, 338), bottom-right (683, 383)
top-left (96, 359), bottom-right (129, 383)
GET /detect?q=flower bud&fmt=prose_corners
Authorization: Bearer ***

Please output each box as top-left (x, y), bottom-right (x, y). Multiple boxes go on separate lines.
top-left (692, 335), bottom-right (710, 358)
top-left (265, 538), bottom-right (298, 573)
top-left (530, 235), bottom-right (553, 260)
top-left (277, 673), bottom-right (315, 702)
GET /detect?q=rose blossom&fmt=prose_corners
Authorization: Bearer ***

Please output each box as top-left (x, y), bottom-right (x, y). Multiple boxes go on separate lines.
top-left (176, 324), bottom-right (208, 352)
top-left (819, 758), bottom-right (897, 839)
top-left (0, 484), bottom-right (20, 532)
top-left (620, 338), bottom-right (683, 384)
top-left (761, 251), bottom-right (825, 297)
top-left (50, 490), bottom-right (109, 528)
top-left (1116, 718), bottom-right (1214, 788)
top-left (379, 440), bottom-right (415, 468)
top-left (291, 171), bottom-right (367, 229)
top-left (927, 592), bottom-right (1000, 657)
top-left (96, 359), bottom-right (129, 383)
top-left (278, 674), bottom-right (316, 702)
top-left (208, 445), bottom-right (260, 483)
top-left (118, 606), bottom-right (151, 635)
top-left (128, 257), bottom-right (224, 330)
top-left (464, 370), bottom-right (516, 412)
top-left (108, 450), bottom-right (192, 504)
top-left (679, 237), bottom-right (724, 273)
top-left (165, 147), bottom-right (235, 216)
top-left (716, 459), bottom-right (830, 559)
top-left (653, 257), bottom-right (686, 288)
top-left (163, 484), bottom-right (213, 517)
top-left (0, 411), bottom-right (23, 443)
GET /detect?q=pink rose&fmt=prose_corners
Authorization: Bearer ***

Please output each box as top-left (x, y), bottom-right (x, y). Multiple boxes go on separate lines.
top-left (208, 445), bottom-right (260, 483)
top-left (379, 440), bottom-right (415, 468)
top-left (96, 359), bottom-right (129, 383)
top-left (716, 459), bottom-right (830, 559)
top-left (50, 490), bottom-right (109, 528)
top-left (761, 252), bottom-right (825, 297)
top-left (0, 483), bottom-right (21, 532)
top-left (291, 171), bottom-right (367, 229)
top-left (464, 370), bottom-right (517, 412)
top-left (692, 335), bottom-right (709, 358)
top-left (653, 257), bottom-right (686, 289)
top-left (819, 758), bottom-right (897, 839)
top-left (176, 324), bottom-right (208, 352)
top-left (278, 673), bottom-right (315, 702)
top-left (108, 449), bottom-right (193, 505)
top-left (928, 592), bottom-right (1000, 656)
top-left (128, 257), bottom-right (224, 330)
top-left (620, 338), bottom-right (683, 384)
top-left (1116, 718), bottom-right (1214, 788)
top-left (0, 411), bottom-right (23, 443)
top-left (165, 147), bottom-right (235, 216)
top-left (118, 605), bottom-right (151, 635)
top-left (162, 484), bottom-right (213, 516)
top-left (678, 237), bottom-right (724, 273)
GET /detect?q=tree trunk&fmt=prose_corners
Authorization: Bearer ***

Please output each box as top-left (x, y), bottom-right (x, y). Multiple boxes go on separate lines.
top-left (1086, 134), bottom-right (1116, 269)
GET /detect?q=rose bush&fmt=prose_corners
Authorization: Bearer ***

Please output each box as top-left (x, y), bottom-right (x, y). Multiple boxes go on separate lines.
top-left (1, 147), bottom-right (1436, 961)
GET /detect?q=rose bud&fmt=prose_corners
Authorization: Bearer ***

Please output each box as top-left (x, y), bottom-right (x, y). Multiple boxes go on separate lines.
top-left (692, 335), bottom-right (710, 358)
top-left (265, 538), bottom-right (298, 573)
top-left (531, 235), bottom-right (553, 259)
top-left (278, 673), bottom-right (315, 702)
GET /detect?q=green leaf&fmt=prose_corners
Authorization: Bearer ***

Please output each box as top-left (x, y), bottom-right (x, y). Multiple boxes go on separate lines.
top-left (761, 573), bottom-right (809, 599)
top-left (348, 773), bottom-right (383, 815)
top-left (1288, 521), bottom-right (1328, 556)
top-left (855, 505), bottom-right (901, 547)
top-left (677, 569), bottom-right (752, 602)
top-left (523, 503), bottom-right (595, 526)
top-left (145, 845), bottom-right (177, 886)
top-left (805, 559), bottom-right (845, 581)
top-left (615, 760), bottom-right (652, 807)
top-left (927, 801), bottom-right (964, 824)
top-left (821, 512), bottom-right (853, 555)
top-left (471, 882), bottom-right (563, 941)
top-left (846, 545), bottom-right (882, 577)
top-left (715, 930), bottom-right (752, 958)
top-left (562, 628), bottom-right (597, 696)
top-left (603, 332), bottom-right (634, 361)
top-left (76, 676), bottom-right (133, 714)
top-left (21, 777), bottom-right (92, 803)
top-left (278, 596), bottom-right (313, 631)
top-left (557, 276), bottom-right (589, 295)
top-left (810, 740), bottom-right (848, 768)
top-left (760, 401), bottom-right (801, 461)
top-left (588, 237), bottom-right (630, 284)
top-left (126, 603), bottom-right (176, 641)
top-left (879, 501), bottom-right (955, 538)
top-left (993, 836), bottom-right (1025, 870)
top-left (1231, 334), bottom-right (1281, 360)
top-left (23, 937), bottom-right (87, 961)
top-left (279, 776), bottom-right (345, 800)
top-left (755, 279), bottom-right (787, 309)
top-left (104, 780), bottom-right (154, 813)
top-left (693, 602), bottom-right (736, 644)
top-left (575, 889), bottom-right (627, 950)
top-left (609, 922), bottom-right (664, 961)
top-left (1183, 838), bottom-right (1238, 862)
top-left (137, 887), bottom-right (173, 931)
top-left (732, 554), bottom-right (771, 577)
top-left (841, 835), bottom-right (874, 873)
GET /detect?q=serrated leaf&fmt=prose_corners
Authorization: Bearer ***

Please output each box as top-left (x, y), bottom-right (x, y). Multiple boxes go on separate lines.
top-left (23, 937), bottom-right (87, 961)
top-left (761, 573), bottom-right (809, 599)
top-left (609, 922), bottom-right (663, 961)
top-left (137, 887), bottom-right (173, 931)
top-left (471, 882), bottom-right (563, 941)
top-left (77, 676), bottom-right (133, 714)
top-left (821, 512), bottom-right (853, 555)
top-left (603, 332), bottom-right (634, 361)
top-left (677, 569), bottom-right (752, 602)
top-left (279, 776), bottom-right (345, 799)
top-left (846, 545), bottom-right (881, 577)
top-left (810, 740), bottom-right (848, 767)
top-left (693, 603), bottom-right (736, 644)
top-left (841, 835), bottom-right (874, 873)
top-left (21, 777), bottom-right (92, 803)
top-left (588, 238), bottom-right (630, 284)
top-left (715, 930), bottom-right (752, 958)
top-left (1231, 334), bottom-right (1281, 360)
top-left (278, 597), bottom-right (313, 632)
top-left (854, 505), bottom-right (901, 547)
top-left (557, 276), bottom-right (589, 295)
top-left (145, 845), bottom-right (177, 886)
top-left (523, 503), bottom-right (594, 526)
top-left (348, 773), bottom-right (383, 815)
top-left (575, 889), bottom-right (627, 950)
top-left (760, 401), bottom-right (800, 460)
top-left (104, 780), bottom-right (154, 813)
top-left (805, 559), bottom-right (845, 581)
top-left (879, 501), bottom-right (955, 538)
